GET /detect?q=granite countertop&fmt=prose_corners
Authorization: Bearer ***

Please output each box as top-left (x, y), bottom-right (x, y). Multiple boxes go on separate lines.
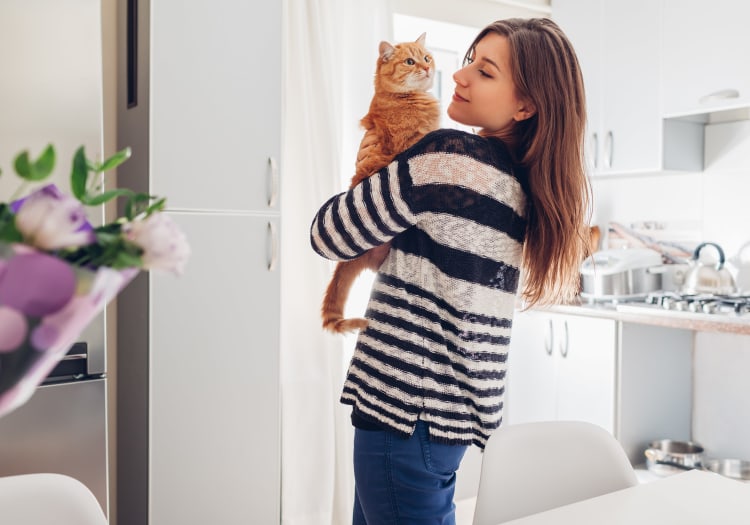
top-left (537, 302), bottom-right (750, 336)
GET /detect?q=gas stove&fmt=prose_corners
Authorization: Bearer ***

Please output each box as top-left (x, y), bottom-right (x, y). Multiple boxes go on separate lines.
top-left (612, 291), bottom-right (750, 322)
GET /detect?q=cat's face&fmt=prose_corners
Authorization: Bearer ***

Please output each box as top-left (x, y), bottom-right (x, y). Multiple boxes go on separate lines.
top-left (377, 34), bottom-right (435, 93)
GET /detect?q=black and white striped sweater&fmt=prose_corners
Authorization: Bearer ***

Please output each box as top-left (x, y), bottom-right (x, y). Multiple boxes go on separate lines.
top-left (310, 129), bottom-right (529, 448)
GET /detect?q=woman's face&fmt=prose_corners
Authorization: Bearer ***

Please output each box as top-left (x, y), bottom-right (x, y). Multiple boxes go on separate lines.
top-left (447, 32), bottom-right (535, 136)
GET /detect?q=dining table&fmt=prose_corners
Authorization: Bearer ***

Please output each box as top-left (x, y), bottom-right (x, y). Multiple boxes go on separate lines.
top-left (502, 469), bottom-right (750, 524)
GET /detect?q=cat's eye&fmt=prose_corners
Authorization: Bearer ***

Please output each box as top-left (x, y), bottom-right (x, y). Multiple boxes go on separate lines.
top-left (463, 56), bottom-right (474, 67)
top-left (405, 58), bottom-right (416, 65)
top-left (425, 56), bottom-right (431, 63)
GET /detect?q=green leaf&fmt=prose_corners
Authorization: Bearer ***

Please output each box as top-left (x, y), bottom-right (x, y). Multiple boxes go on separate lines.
top-left (80, 188), bottom-right (136, 206)
top-left (0, 204), bottom-right (22, 243)
top-left (124, 192), bottom-right (155, 220)
top-left (33, 144), bottom-right (56, 179)
top-left (13, 151), bottom-right (32, 179)
top-left (98, 147), bottom-right (132, 172)
top-left (70, 146), bottom-right (88, 200)
top-left (12, 145), bottom-right (56, 181)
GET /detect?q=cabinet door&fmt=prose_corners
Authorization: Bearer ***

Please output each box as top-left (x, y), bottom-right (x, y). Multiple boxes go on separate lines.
top-left (505, 311), bottom-right (557, 425)
top-left (554, 0), bottom-right (663, 175)
top-left (150, 0), bottom-right (281, 212)
top-left (149, 213), bottom-right (280, 523)
top-left (552, 0), bottom-right (601, 174)
top-left (555, 316), bottom-right (617, 432)
top-left (662, 0), bottom-right (750, 116)
top-left (599, 0), bottom-right (661, 174)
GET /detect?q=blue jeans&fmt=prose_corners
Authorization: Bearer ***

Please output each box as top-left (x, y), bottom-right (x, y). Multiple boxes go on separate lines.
top-left (352, 420), bottom-right (468, 525)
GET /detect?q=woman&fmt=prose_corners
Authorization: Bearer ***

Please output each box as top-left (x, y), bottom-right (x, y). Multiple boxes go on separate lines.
top-left (310, 17), bottom-right (590, 525)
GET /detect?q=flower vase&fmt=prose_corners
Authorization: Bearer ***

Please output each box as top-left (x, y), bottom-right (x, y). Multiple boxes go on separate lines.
top-left (0, 242), bottom-right (137, 418)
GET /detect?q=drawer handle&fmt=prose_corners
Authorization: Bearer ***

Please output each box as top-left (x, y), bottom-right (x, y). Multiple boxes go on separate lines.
top-left (699, 89), bottom-right (740, 105)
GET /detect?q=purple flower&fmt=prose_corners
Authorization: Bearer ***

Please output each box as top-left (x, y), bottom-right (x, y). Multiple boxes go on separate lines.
top-left (14, 185), bottom-right (94, 251)
top-left (124, 213), bottom-right (190, 275)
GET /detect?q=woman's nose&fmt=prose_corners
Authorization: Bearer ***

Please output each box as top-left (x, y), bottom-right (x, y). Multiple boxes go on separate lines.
top-left (453, 68), bottom-right (467, 86)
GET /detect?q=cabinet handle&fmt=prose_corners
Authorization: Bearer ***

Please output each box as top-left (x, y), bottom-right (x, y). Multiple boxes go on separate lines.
top-left (591, 132), bottom-right (599, 169)
top-left (544, 320), bottom-right (554, 356)
top-left (559, 320), bottom-right (569, 358)
top-left (267, 221), bottom-right (279, 272)
top-left (604, 130), bottom-right (613, 169)
top-left (267, 156), bottom-right (279, 208)
top-left (699, 89), bottom-right (740, 105)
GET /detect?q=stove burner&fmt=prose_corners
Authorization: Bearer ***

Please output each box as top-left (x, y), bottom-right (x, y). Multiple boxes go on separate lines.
top-left (642, 292), bottom-right (750, 316)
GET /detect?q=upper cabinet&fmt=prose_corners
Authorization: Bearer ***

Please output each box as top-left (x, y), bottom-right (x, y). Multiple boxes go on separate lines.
top-left (553, 0), bottom-right (703, 175)
top-left (662, 0), bottom-right (750, 118)
top-left (149, 1), bottom-right (281, 212)
top-left (554, 0), bottom-right (662, 175)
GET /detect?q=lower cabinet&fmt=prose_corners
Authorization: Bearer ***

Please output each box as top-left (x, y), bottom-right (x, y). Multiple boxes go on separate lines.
top-left (149, 213), bottom-right (280, 523)
top-left (505, 309), bottom-right (693, 463)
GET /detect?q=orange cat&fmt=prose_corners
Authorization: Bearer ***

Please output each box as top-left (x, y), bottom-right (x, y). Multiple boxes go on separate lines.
top-left (321, 33), bottom-right (441, 333)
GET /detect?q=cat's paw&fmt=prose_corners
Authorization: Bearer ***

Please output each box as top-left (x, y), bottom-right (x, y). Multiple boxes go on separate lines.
top-left (323, 317), bottom-right (369, 334)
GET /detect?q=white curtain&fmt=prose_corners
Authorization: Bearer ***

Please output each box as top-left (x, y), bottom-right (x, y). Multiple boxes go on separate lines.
top-left (280, 2), bottom-right (391, 524)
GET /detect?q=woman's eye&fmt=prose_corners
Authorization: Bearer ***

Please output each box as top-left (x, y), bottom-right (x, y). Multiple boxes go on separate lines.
top-left (405, 58), bottom-right (416, 65)
top-left (479, 69), bottom-right (492, 78)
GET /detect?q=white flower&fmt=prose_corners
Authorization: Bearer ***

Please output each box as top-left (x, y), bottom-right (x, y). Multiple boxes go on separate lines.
top-left (124, 213), bottom-right (190, 275)
top-left (15, 185), bottom-right (94, 251)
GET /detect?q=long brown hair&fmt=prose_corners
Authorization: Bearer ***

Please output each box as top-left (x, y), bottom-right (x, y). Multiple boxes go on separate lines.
top-left (466, 18), bottom-right (591, 306)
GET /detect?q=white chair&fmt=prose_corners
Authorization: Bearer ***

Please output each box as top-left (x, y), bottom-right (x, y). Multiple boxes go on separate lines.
top-left (472, 421), bottom-right (638, 525)
top-left (0, 473), bottom-right (107, 524)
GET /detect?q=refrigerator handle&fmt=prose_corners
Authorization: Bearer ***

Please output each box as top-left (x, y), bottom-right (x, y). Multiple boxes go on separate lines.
top-left (126, 0), bottom-right (138, 108)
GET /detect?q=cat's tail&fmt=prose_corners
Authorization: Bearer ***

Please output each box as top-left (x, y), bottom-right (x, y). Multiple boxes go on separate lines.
top-left (320, 243), bottom-right (391, 334)
top-left (321, 258), bottom-right (370, 334)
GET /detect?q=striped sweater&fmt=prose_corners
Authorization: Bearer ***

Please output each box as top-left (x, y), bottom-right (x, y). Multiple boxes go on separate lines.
top-left (310, 129), bottom-right (529, 449)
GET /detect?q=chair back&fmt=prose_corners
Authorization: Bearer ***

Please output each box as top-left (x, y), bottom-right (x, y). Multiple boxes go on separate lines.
top-left (472, 421), bottom-right (638, 525)
top-left (0, 473), bottom-right (107, 524)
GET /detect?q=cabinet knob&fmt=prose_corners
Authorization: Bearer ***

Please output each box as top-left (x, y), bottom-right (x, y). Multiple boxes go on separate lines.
top-left (267, 156), bottom-right (279, 208)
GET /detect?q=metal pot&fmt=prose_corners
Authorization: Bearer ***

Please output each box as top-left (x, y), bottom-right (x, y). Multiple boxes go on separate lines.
top-left (644, 439), bottom-right (705, 475)
top-left (703, 458), bottom-right (750, 482)
top-left (682, 242), bottom-right (738, 295)
top-left (580, 248), bottom-right (665, 300)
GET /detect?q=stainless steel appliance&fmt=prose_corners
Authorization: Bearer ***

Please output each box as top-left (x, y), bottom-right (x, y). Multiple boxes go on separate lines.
top-left (0, 0), bottom-right (109, 516)
top-left (612, 291), bottom-right (750, 327)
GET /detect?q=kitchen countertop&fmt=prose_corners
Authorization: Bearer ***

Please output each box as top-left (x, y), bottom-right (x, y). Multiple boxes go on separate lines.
top-left (537, 301), bottom-right (750, 336)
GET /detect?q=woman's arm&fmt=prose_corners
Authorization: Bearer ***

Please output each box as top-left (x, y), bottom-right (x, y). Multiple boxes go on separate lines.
top-left (310, 160), bottom-right (416, 261)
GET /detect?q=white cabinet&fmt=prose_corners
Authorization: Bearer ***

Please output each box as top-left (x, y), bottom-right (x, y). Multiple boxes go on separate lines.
top-left (505, 310), bottom-right (694, 463)
top-left (116, 1), bottom-right (282, 522)
top-left (150, 214), bottom-right (280, 524)
top-left (553, 0), bottom-right (700, 174)
top-left (505, 311), bottom-right (617, 432)
top-left (662, 0), bottom-right (750, 118)
top-left (150, 0), bottom-right (281, 212)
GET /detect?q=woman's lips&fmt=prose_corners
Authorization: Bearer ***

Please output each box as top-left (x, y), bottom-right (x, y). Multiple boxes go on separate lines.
top-left (452, 92), bottom-right (468, 102)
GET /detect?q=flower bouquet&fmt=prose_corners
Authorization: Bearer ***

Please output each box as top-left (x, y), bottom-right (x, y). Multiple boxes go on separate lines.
top-left (0, 144), bottom-right (189, 417)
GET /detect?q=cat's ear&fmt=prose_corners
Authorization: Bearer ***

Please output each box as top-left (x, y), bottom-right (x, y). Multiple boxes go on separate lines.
top-left (416, 33), bottom-right (426, 47)
top-left (379, 41), bottom-right (396, 61)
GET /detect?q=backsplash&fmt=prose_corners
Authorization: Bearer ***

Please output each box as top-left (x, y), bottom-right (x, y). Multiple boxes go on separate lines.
top-left (590, 119), bottom-right (750, 462)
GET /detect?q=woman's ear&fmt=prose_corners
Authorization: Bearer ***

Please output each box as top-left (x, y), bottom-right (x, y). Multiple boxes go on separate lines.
top-left (513, 100), bottom-right (537, 122)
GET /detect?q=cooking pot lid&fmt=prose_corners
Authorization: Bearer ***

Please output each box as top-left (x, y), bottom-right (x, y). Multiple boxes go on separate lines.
top-left (581, 248), bottom-right (663, 276)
